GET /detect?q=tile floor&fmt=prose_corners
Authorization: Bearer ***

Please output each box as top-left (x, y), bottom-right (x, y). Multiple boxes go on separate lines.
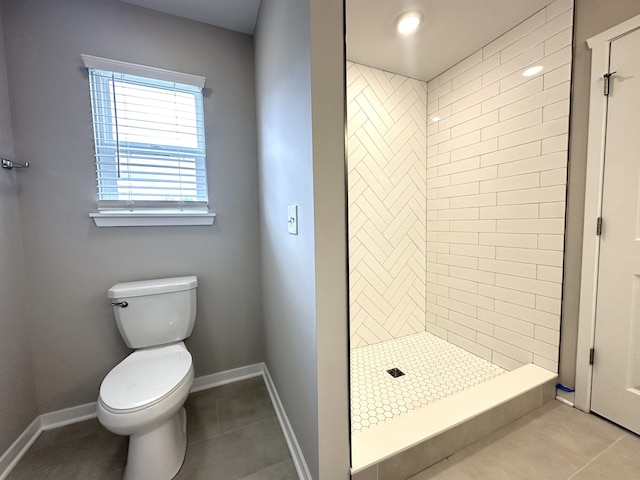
top-left (351, 332), bottom-right (506, 432)
top-left (6, 376), bottom-right (298, 480)
top-left (408, 401), bottom-right (640, 480)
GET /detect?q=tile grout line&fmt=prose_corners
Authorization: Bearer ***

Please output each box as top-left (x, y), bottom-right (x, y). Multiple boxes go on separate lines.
top-left (565, 433), bottom-right (626, 480)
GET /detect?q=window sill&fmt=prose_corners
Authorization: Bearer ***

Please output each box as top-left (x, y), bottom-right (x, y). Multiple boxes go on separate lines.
top-left (89, 212), bottom-right (216, 227)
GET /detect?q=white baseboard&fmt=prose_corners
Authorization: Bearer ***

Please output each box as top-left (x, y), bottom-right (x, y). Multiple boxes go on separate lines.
top-left (262, 365), bottom-right (312, 480)
top-left (1, 363), bottom-right (310, 480)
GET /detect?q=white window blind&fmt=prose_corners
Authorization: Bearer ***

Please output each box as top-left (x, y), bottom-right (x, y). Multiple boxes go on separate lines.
top-left (84, 56), bottom-right (208, 212)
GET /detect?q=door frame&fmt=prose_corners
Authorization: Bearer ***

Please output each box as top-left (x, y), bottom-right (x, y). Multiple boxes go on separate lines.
top-left (576, 13), bottom-right (640, 412)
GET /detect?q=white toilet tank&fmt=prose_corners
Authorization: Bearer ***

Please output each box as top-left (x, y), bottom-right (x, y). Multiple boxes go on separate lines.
top-left (108, 276), bottom-right (198, 349)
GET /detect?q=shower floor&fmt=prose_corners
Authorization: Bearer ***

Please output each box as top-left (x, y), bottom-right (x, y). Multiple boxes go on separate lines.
top-left (350, 331), bottom-right (507, 432)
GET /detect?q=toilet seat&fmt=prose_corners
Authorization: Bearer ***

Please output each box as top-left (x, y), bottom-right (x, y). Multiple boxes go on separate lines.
top-left (100, 343), bottom-right (192, 414)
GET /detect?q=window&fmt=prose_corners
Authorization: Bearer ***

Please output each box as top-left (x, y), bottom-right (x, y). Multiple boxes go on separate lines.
top-left (82, 55), bottom-right (214, 226)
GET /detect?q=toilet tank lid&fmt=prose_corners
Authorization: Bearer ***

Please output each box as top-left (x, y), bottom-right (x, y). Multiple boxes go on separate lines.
top-left (108, 276), bottom-right (198, 299)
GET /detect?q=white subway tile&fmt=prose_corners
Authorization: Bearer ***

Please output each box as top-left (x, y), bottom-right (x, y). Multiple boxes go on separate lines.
top-left (538, 265), bottom-right (563, 283)
top-left (429, 175), bottom-right (451, 189)
top-left (438, 274), bottom-right (479, 294)
top-left (482, 77), bottom-right (543, 114)
top-left (494, 326), bottom-right (557, 360)
top-left (535, 325), bottom-right (560, 346)
top-left (480, 232), bottom-right (538, 248)
top-left (430, 104), bottom-right (452, 123)
top-left (427, 166), bottom-right (438, 179)
top-left (533, 355), bottom-right (558, 372)
top-left (480, 204), bottom-right (539, 219)
top-left (429, 80), bottom-right (452, 101)
top-left (499, 82), bottom-right (570, 121)
top-left (450, 192), bottom-right (497, 208)
top-left (484, 44), bottom-right (544, 86)
top-left (428, 99), bottom-right (440, 115)
top-left (452, 83), bottom-right (501, 115)
top-left (427, 151), bottom-right (451, 168)
top-left (540, 167), bottom-right (567, 186)
top-left (536, 295), bottom-right (561, 314)
top-left (544, 63), bottom-right (572, 89)
top-left (538, 234), bottom-right (564, 251)
top-left (427, 76), bottom-right (442, 92)
top-left (483, 10), bottom-right (546, 60)
top-left (452, 111), bottom-right (500, 138)
top-left (481, 141), bottom-right (541, 167)
top-left (427, 145), bottom-right (439, 158)
top-left (450, 333), bottom-right (493, 361)
top-left (451, 138), bottom-right (499, 162)
top-left (427, 220), bottom-right (450, 232)
top-left (427, 302), bottom-right (449, 319)
top-left (498, 117), bottom-right (568, 150)
top-left (495, 300), bottom-right (559, 329)
top-left (451, 166), bottom-right (498, 185)
top-left (540, 202), bottom-right (566, 219)
top-left (482, 110), bottom-right (542, 141)
top-left (427, 129), bottom-right (451, 147)
top-left (478, 333), bottom-right (534, 364)
top-left (439, 130), bottom-right (482, 154)
top-left (450, 219), bottom-right (497, 232)
top-left (426, 281), bottom-right (448, 297)
top-left (452, 54), bottom-right (501, 91)
top-left (426, 198), bottom-right (450, 211)
top-left (438, 104), bottom-right (482, 130)
top-left (437, 253), bottom-right (478, 269)
top-left (477, 308), bottom-right (535, 336)
top-left (426, 323), bottom-right (449, 340)
top-left (437, 231), bottom-right (479, 245)
top-left (438, 207), bottom-right (480, 220)
top-left (546, 0), bottom-right (573, 21)
top-left (496, 246), bottom-right (564, 266)
top-left (479, 258), bottom-right (537, 278)
top-left (480, 172), bottom-right (539, 193)
top-left (437, 317), bottom-right (477, 341)
top-left (497, 218), bottom-right (564, 235)
top-left (545, 26), bottom-right (573, 56)
top-left (450, 288), bottom-right (495, 311)
top-left (492, 352), bottom-right (526, 371)
top-left (426, 210), bottom-right (438, 221)
top-left (440, 51), bottom-right (484, 84)
top-left (543, 98), bottom-right (571, 122)
top-left (498, 151), bottom-right (566, 177)
top-left (438, 156), bottom-right (480, 176)
top-left (440, 77), bottom-right (483, 109)
top-left (495, 273), bottom-right (562, 299)
top-left (450, 243), bottom-right (496, 259)
top-left (438, 182), bottom-right (480, 199)
top-left (451, 310), bottom-right (494, 336)
top-left (450, 265), bottom-right (495, 285)
top-left (478, 284), bottom-right (536, 308)
top-left (497, 185), bottom-right (566, 206)
top-left (500, 10), bottom-right (573, 64)
top-left (438, 295), bottom-right (478, 317)
top-left (426, 242), bottom-right (450, 254)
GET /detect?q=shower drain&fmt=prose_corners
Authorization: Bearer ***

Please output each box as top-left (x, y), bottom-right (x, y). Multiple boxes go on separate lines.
top-left (386, 367), bottom-right (405, 378)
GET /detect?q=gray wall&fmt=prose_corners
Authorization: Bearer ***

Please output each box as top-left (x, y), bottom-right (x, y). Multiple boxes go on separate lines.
top-left (254, 0), bottom-right (349, 477)
top-left (2, 0), bottom-right (263, 413)
top-left (560, 0), bottom-right (640, 388)
top-left (0, 5), bottom-right (38, 455)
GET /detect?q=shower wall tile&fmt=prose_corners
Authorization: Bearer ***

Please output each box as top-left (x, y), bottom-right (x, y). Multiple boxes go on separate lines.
top-left (425, 0), bottom-right (572, 373)
top-left (347, 62), bottom-right (427, 348)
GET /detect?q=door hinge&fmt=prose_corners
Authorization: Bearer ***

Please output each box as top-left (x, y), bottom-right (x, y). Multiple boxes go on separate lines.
top-left (589, 348), bottom-right (595, 365)
top-left (596, 217), bottom-right (602, 236)
top-left (603, 71), bottom-right (617, 96)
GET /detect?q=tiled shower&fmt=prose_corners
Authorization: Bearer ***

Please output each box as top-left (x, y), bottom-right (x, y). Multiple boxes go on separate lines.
top-left (348, 0), bottom-right (572, 435)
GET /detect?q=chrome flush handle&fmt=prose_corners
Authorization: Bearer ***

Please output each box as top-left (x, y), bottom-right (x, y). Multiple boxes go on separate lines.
top-left (111, 301), bottom-right (128, 308)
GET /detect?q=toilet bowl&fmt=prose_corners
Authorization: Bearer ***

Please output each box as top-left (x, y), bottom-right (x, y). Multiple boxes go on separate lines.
top-left (97, 276), bottom-right (198, 480)
top-left (98, 343), bottom-right (194, 480)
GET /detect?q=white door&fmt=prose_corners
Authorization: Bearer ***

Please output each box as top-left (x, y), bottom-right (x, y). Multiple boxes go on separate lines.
top-left (591, 27), bottom-right (640, 435)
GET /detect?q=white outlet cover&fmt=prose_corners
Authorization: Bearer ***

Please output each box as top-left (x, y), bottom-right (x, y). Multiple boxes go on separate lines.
top-left (288, 205), bottom-right (298, 235)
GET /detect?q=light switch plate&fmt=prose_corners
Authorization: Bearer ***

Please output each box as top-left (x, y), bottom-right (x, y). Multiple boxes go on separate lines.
top-left (288, 205), bottom-right (298, 235)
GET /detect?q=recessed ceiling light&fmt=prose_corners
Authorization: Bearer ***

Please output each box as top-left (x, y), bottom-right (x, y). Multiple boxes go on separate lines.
top-left (396, 11), bottom-right (423, 35)
top-left (522, 65), bottom-right (544, 77)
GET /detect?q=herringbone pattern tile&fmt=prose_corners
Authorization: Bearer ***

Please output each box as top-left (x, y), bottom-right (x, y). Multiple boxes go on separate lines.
top-left (347, 62), bottom-right (427, 348)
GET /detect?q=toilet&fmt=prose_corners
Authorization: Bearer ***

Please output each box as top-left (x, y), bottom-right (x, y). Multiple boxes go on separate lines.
top-left (97, 276), bottom-right (198, 480)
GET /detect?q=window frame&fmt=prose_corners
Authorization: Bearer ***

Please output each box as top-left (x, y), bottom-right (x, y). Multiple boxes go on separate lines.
top-left (82, 55), bottom-right (215, 227)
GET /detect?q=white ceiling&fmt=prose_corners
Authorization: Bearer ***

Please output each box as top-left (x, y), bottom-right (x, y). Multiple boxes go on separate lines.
top-left (120, 0), bottom-right (553, 82)
top-left (346, 0), bottom-right (554, 81)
